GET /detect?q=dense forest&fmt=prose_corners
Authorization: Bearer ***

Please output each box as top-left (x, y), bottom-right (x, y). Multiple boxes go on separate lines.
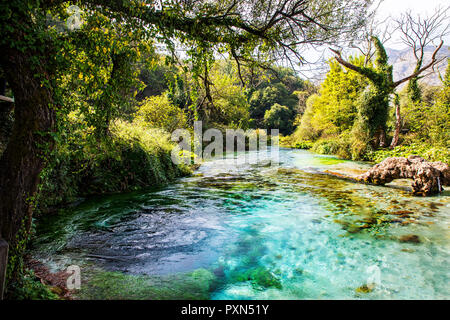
top-left (0, 0), bottom-right (448, 300)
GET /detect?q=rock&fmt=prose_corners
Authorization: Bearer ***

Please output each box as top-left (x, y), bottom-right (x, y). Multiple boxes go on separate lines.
top-left (356, 284), bottom-right (374, 293)
top-left (399, 234), bottom-right (421, 243)
top-left (392, 210), bottom-right (414, 215)
top-left (358, 156), bottom-right (450, 196)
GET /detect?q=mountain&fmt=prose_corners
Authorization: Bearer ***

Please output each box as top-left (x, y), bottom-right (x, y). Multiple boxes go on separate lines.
top-left (385, 45), bottom-right (449, 86)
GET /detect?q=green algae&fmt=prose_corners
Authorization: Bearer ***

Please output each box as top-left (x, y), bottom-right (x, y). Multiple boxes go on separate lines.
top-left (230, 267), bottom-right (282, 290)
top-left (77, 268), bottom-right (217, 300)
top-left (313, 156), bottom-right (347, 166)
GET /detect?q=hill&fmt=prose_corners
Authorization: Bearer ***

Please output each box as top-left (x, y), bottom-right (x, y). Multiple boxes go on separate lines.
top-left (386, 45), bottom-right (449, 86)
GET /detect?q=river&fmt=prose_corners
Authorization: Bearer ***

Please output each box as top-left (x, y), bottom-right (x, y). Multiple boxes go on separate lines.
top-left (31, 148), bottom-right (450, 299)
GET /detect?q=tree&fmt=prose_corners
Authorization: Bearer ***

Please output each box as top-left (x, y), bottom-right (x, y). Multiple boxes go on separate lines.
top-left (330, 35), bottom-right (444, 152)
top-left (248, 67), bottom-right (303, 127)
top-left (264, 103), bottom-right (293, 135)
top-left (396, 7), bottom-right (449, 104)
top-left (292, 56), bottom-right (369, 147)
top-left (0, 0), bottom-right (371, 267)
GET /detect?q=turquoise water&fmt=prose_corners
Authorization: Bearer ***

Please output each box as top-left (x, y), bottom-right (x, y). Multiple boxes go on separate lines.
top-left (32, 148), bottom-right (450, 299)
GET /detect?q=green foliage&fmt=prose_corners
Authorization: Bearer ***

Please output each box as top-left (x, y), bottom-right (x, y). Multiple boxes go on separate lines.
top-left (368, 143), bottom-right (450, 164)
top-left (6, 270), bottom-right (59, 300)
top-left (3, 218), bottom-right (58, 300)
top-left (351, 37), bottom-right (392, 151)
top-left (78, 269), bottom-right (216, 300)
top-left (399, 84), bottom-right (449, 146)
top-left (311, 37), bottom-right (393, 159)
top-left (311, 134), bottom-right (353, 160)
top-left (138, 56), bottom-right (173, 98)
top-left (49, 9), bottom-right (156, 137)
top-left (407, 77), bottom-right (422, 103)
top-left (288, 37), bottom-right (448, 163)
top-left (293, 140), bottom-right (314, 149)
top-left (135, 94), bottom-right (188, 132)
top-left (264, 104), bottom-right (293, 135)
top-left (35, 117), bottom-right (191, 213)
top-left (232, 267), bottom-right (282, 290)
top-left (5, 219), bottom-right (30, 291)
top-left (202, 61), bottom-right (251, 128)
top-left (291, 56), bottom-right (369, 157)
top-left (249, 82), bottom-right (300, 125)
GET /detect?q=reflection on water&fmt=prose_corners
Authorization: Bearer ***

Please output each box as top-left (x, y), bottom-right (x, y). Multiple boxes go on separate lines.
top-left (32, 148), bottom-right (450, 299)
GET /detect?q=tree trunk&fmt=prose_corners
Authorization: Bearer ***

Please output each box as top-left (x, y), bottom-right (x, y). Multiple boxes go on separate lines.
top-left (358, 156), bottom-right (450, 196)
top-left (390, 100), bottom-right (402, 149)
top-left (0, 48), bottom-right (55, 247)
top-left (378, 127), bottom-right (387, 147)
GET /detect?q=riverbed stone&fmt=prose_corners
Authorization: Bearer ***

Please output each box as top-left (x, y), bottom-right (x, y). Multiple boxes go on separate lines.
top-left (399, 234), bottom-right (421, 243)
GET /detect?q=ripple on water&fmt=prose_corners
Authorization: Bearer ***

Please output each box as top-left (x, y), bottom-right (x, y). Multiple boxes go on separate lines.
top-left (32, 149), bottom-right (450, 299)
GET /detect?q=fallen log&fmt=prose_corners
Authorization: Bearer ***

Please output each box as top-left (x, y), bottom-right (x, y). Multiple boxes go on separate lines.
top-left (358, 156), bottom-right (450, 196)
top-left (318, 170), bottom-right (412, 192)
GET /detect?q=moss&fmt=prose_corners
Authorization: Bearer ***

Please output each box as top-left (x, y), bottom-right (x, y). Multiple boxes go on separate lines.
top-left (77, 268), bottom-right (217, 300)
top-left (6, 270), bottom-right (59, 300)
top-left (314, 156), bottom-right (346, 165)
top-left (231, 267), bottom-right (282, 290)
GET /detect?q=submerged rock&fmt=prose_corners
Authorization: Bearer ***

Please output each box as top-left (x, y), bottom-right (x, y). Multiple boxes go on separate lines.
top-left (356, 284), bottom-right (374, 293)
top-left (399, 234), bottom-right (421, 243)
top-left (358, 156), bottom-right (450, 196)
top-left (232, 267), bottom-right (282, 289)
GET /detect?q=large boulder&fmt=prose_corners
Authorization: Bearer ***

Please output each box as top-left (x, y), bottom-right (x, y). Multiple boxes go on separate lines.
top-left (358, 155), bottom-right (450, 196)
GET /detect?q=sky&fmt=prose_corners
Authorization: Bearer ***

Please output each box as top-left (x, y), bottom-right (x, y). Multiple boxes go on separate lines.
top-left (375, 0), bottom-right (450, 48)
top-left (377, 0), bottom-right (449, 18)
top-left (297, 0), bottom-right (450, 80)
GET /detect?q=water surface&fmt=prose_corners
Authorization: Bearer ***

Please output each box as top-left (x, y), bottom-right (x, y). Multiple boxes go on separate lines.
top-left (32, 148), bottom-right (450, 299)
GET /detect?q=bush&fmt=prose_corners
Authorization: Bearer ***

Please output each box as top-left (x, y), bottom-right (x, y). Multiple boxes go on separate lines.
top-left (35, 119), bottom-right (191, 214)
top-left (310, 134), bottom-right (353, 159)
top-left (368, 143), bottom-right (450, 164)
top-left (311, 139), bottom-right (341, 155)
top-left (6, 270), bottom-right (59, 300)
top-left (293, 140), bottom-right (313, 149)
top-left (135, 94), bottom-right (187, 133)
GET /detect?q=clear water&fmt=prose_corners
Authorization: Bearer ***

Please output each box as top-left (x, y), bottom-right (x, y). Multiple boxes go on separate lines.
top-left (32, 148), bottom-right (450, 299)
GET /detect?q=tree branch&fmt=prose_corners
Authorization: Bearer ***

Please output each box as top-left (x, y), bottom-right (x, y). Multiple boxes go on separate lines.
top-left (330, 48), bottom-right (378, 81)
top-left (392, 40), bottom-right (444, 88)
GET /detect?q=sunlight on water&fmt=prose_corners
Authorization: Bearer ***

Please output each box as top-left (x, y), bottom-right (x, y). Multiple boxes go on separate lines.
top-left (32, 148), bottom-right (450, 299)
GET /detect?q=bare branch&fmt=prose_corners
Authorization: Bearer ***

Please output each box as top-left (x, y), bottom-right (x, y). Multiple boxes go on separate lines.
top-left (393, 40), bottom-right (444, 88)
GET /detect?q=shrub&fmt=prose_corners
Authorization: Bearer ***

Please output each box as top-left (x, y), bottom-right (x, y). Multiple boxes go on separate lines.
top-left (310, 134), bottom-right (353, 159)
top-left (6, 270), bottom-right (59, 300)
top-left (293, 140), bottom-right (313, 149)
top-left (135, 94), bottom-right (187, 133)
top-left (35, 119), bottom-right (191, 214)
top-left (368, 143), bottom-right (450, 164)
top-left (311, 139), bottom-right (341, 155)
